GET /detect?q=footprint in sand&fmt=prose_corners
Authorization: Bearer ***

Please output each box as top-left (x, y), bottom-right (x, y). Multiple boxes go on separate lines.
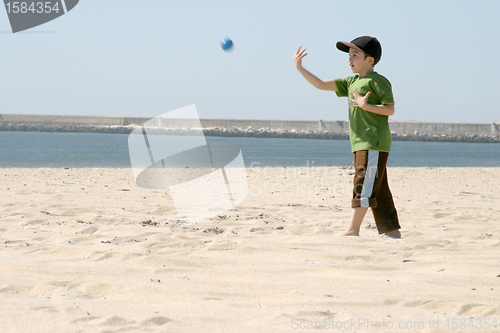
top-left (139, 316), bottom-right (172, 326)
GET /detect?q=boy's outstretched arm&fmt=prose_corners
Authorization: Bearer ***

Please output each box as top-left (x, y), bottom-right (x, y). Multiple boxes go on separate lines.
top-left (294, 46), bottom-right (338, 92)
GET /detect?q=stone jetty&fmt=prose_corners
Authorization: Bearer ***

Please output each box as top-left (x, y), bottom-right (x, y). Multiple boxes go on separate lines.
top-left (0, 114), bottom-right (498, 143)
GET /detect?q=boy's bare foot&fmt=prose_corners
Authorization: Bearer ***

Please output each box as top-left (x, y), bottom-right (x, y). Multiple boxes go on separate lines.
top-left (339, 207), bottom-right (367, 237)
top-left (382, 229), bottom-right (401, 238)
top-left (338, 230), bottom-right (360, 237)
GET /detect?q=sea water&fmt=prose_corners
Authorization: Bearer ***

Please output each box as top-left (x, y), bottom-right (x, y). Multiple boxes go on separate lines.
top-left (0, 131), bottom-right (498, 168)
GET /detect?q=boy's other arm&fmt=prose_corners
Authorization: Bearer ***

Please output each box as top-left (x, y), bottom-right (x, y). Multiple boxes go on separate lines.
top-left (294, 46), bottom-right (338, 92)
top-left (362, 103), bottom-right (394, 116)
top-left (349, 89), bottom-right (395, 116)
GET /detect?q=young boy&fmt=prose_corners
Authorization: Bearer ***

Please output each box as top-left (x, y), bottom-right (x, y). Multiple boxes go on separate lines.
top-left (293, 36), bottom-right (401, 238)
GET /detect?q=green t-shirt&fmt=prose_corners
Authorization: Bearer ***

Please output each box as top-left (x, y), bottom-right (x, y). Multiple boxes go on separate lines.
top-left (334, 72), bottom-right (394, 152)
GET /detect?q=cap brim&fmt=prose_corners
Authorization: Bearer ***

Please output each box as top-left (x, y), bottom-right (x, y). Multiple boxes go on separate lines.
top-left (336, 41), bottom-right (362, 53)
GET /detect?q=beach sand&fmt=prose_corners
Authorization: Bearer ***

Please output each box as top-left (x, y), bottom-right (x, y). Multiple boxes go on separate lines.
top-left (0, 167), bottom-right (499, 332)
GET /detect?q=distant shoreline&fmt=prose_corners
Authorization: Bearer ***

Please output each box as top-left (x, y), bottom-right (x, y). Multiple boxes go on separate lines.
top-left (1, 123), bottom-right (499, 143)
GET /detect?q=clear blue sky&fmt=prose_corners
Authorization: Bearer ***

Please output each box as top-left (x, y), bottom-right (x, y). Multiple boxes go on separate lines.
top-left (1, 0), bottom-right (498, 123)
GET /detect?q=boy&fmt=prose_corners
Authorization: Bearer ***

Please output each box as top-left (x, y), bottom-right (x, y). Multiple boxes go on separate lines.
top-left (293, 36), bottom-right (401, 238)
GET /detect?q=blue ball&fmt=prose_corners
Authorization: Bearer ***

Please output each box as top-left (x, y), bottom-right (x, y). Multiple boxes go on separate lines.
top-left (221, 37), bottom-right (233, 51)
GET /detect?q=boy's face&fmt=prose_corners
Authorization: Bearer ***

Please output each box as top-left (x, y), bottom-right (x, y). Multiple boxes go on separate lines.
top-left (348, 48), bottom-right (374, 74)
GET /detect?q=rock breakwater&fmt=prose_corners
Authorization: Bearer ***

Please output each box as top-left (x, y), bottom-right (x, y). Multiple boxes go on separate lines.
top-left (0, 123), bottom-right (499, 143)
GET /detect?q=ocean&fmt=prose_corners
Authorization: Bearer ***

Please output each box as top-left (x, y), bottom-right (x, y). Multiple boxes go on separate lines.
top-left (0, 131), bottom-right (498, 168)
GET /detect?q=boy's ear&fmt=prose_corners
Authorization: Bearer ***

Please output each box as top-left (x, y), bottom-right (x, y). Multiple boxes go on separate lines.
top-left (367, 56), bottom-right (375, 66)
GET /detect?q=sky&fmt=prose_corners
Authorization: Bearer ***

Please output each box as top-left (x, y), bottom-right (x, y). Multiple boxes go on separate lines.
top-left (0, 0), bottom-right (499, 123)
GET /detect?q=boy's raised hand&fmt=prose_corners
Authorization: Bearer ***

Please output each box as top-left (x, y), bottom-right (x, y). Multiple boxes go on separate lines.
top-left (349, 89), bottom-right (371, 110)
top-left (293, 46), bottom-right (307, 69)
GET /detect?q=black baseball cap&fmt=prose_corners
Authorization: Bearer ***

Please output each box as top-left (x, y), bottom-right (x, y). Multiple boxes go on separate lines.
top-left (336, 36), bottom-right (382, 65)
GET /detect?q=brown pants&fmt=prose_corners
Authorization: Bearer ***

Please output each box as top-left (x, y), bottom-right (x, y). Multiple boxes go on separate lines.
top-left (352, 150), bottom-right (400, 234)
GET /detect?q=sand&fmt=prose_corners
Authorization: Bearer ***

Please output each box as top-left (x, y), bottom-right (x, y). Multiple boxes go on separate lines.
top-left (0, 166), bottom-right (499, 332)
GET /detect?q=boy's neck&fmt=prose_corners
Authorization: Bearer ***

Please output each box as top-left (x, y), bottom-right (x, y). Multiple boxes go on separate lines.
top-left (358, 67), bottom-right (374, 78)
